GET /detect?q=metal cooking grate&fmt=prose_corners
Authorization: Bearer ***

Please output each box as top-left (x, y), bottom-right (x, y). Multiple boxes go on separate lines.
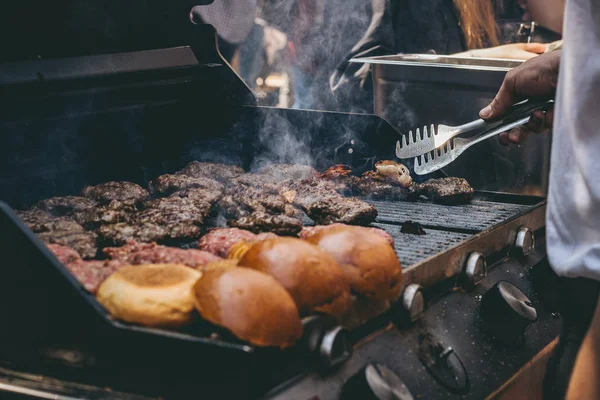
top-left (372, 222), bottom-right (470, 267)
top-left (369, 199), bottom-right (533, 233)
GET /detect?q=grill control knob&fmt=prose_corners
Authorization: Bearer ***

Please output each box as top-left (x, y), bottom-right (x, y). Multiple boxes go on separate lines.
top-left (463, 252), bottom-right (487, 288)
top-left (481, 281), bottom-right (537, 340)
top-left (319, 326), bottom-right (353, 371)
top-left (301, 316), bottom-right (353, 371)
top-left (341, 363), bottom-right (415, 400)
top-left (402, 284), bottom-right (425, 322)
top-left (417, 335), bottom-right (469, 394)
top-left (514, 227), bottom-right (535, 257)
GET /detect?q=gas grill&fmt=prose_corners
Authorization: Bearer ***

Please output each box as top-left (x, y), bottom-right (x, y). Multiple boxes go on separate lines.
top-left (0, 22), bottom-right (560, 400)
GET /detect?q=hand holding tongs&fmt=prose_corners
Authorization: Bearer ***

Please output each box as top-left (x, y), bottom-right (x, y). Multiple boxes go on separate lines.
top-left (395, 98), bottom-right (554, 175)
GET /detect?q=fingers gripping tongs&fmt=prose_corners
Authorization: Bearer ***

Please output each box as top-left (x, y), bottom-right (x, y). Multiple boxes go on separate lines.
top-left (395, 99), bottom-right (554, 175)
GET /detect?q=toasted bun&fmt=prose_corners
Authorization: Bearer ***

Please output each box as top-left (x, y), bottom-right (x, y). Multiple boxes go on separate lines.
top-left (199, 259), bottom-right (238, 272)
top-left (97, 264), bottom-right (201, 328)
top-left (239, 238), bottom-right (352, 318)
top-left (193, 267), bottom-right (302, 348)
top-left (306, 226), bottom-right (402, 302)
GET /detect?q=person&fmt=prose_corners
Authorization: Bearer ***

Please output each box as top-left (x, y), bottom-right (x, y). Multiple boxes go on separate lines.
top-left (331, 0), bottom-right (548, 114)
top-left (478, 0), bottom-right (600, 398)
top-left (191, 0), bottom-right (259, 63)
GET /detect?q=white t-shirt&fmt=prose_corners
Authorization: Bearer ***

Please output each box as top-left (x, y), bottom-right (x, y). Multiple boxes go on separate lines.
top-left (547, 0), bottom-right (600, 279)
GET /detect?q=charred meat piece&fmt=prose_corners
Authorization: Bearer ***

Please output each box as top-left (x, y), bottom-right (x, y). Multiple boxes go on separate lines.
top-left (65, 259), bottom-right (127, 293)
top-left (73, 200), bottom-right (137, 229)
top-left (300, 223), bottom-right (394, 247)
top-left (231, 212), bottom-right (303, 236)
top-left (229, 173), bottom-right (282, 193)
top-left (82, 181), bottom-right (149, 204)
top-left (304, 197), bottom-right (378, 226)
top-left (139, 189), bottom-right (217, 226)
top-left (198, 228), bottom-right (277, 258)
top-left (215, 184), bottom-right (304, 234)
top-left (169, 187), bottom-right (223, 207)
top-left (46, 243), bottom-right (82, 264)
top-left (319, 164), bottom-right (353, 180)
top-left (17, 209), bottom-right (62, 232)
top-left (98, 222), bottom-right (201, 246)
top-left (281, 179), bottom-right (377, 226)
top-left (348, 175), bottom-right (410, 201)
top-left (103, 241), bottom-right (221, 268)
top-left (149, 174), bottom-right (223, 196)
top-left (217, 186), bottom-right (290, 219)
top-left (320, 164), bottom-right (410, 200)
top-left (401, 221), bottom-right (426, 235)
top-left (37, 196), bottom-right (97, 216)
top-left (177, 161), bottom-right (244, 181)
top-left (257, 164), bottom-right (318, 181)
top-left (17, 210), bottom-right (98, 259)
top-left (409, 177), bottom-right (474, 204)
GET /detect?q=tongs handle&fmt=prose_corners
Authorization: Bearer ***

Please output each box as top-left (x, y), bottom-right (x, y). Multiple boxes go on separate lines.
top-left (457, 98), bottom-right (554, 136)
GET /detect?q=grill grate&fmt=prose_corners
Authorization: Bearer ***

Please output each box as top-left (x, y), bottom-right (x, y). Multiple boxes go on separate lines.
top-left (369, 199), bottom-right (533, 233)
top-left (372, 222), bottom-right (470, 267)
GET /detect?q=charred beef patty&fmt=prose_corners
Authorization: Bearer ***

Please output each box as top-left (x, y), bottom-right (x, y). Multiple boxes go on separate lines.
top-left (73, 200), bottom-right (138, 229)
top-left (37, 196), bottom-right (97, 216)
top-left (215, 184), bottom-right (303, 235)
top-left (97, 188), bottom-right (220, 245)
top-left (149, 174), bottom-right (224, 196)
top-left (17, 210), bottom-right (98, 259)
top-left (320, 164), bottom-right (410, 200)
top-left (231, 212), bottom-right (302, 236)
top-left (229, 173), bottom-right (282, 193)
top-left (176, 161), bottom-right (244, 181)
top-left (198, 228), bottom-right (278, 258)
top-left (280, 179), bottom-right (377, 225)
top-left (82, 181), bottom-right (149, 204)
top-left (103, 241), bottom-right (221, 267)
top-left (345, 175), bottom-right (409, 200)
top-left (409, 177), bottom-right (474, 204)
top-left (256, 164), bottom-right (318, 181)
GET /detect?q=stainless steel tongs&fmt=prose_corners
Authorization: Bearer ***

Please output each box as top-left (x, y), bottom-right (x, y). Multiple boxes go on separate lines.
top-left (395, 98), bottom-right (554, 175)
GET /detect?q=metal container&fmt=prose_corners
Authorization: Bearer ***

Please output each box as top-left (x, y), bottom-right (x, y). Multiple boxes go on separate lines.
top-left (351, 54), bottom-right (551, 196)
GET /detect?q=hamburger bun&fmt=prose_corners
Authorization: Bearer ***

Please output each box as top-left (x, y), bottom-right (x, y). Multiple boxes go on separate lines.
top-left (193, 267), bottom-right (302, 348)
top-left (238, 238), bottom-right (352, 318)
top-left (306, 226), bottom-right (402, 303)
top-left (97, 264), bottom-right (201, 328)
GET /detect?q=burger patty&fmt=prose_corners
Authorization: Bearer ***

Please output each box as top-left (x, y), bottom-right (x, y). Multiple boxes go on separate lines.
top-left (104, 241), bottom-right (221, 267)
top-left (176, 161), bottom-right (244, 182)
top-left (198, 228), bottom-right (277, 258)
top-left (409, 177), bottom-right (474, 204)
top-left (149, 174), bottom-right (224, 196)
top-left (345, 175), bottom-right (410, 201)
top-left (98, 222), bottom-right (201, 246)
top-left (231, 212), bottom-right (303, 236)
top-left (229, 173), bottom-right (282, 193)
top-left (300, 224), bottom-right (394, 247)
top-left (37, 196), bottom-right (97, 216)
top-left (73, 200), bottom-right (138, 229)
top-left (82, 181), bottom-right (149, 204)
top-left (257, 163), bottom-right (318, 181)
top-left (18, 210), bottom-right (98, 259)
top-left (280, 179), bottom-right (377, 226)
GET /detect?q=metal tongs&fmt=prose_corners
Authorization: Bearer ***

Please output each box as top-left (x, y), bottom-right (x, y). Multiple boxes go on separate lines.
top-left (395, 98), bottom-right (554, 175)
